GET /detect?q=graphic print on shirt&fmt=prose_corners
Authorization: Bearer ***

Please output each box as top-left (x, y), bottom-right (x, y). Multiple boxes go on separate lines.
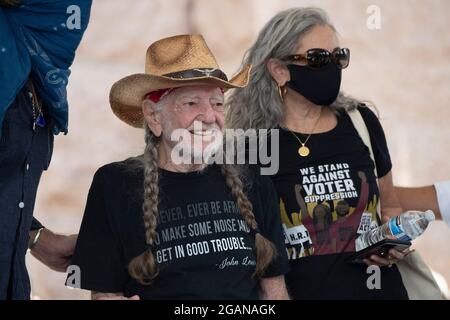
top-left (152, 199), bottom-right (257, 271)
top-left (280, 162), bottom-right (379, 259)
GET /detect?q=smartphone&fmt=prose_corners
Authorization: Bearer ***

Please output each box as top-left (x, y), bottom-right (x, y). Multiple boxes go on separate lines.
top-left (346, 239), bottom-right (411, 264)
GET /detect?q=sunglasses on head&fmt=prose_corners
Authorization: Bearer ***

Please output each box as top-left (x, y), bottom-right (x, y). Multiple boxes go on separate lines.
top-left (281, 47), bottom-right (350, 69)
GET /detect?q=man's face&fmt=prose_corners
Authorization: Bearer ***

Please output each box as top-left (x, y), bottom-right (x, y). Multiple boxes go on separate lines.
top-left (158, 85), bottom-right (225, 163)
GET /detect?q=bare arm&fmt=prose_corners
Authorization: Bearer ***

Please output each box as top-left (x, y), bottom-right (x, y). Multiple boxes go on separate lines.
top-left (91, 292), bottom-right (140, 300)
top-left (379, 171), bottom-right (403, 222)
top-left (394, 185), bottom-right (442, 220)
top-left (259, 275), bottom-right (290, 300)
top-left (364, 171), bottom-right (411, 267)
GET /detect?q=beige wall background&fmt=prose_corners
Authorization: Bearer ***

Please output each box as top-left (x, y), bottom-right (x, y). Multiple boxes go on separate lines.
top-left (27, 0), bottom-right (450, 299)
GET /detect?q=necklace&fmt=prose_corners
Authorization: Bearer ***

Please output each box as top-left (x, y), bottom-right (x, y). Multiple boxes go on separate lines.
top-left (29, 80), bottom-right (45, 131)
top-left (283, 107), bottom-right (322, 157)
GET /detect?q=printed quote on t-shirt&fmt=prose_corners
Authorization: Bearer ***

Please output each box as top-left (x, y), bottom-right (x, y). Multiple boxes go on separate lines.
top-left (153, 199), bottom-right (257, 270)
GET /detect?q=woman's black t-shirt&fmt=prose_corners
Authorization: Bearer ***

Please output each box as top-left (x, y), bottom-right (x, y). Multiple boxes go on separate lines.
top-left (69, 159), bottom-right (289, 299)
top-left (268, 106), bottom-right (408, 299)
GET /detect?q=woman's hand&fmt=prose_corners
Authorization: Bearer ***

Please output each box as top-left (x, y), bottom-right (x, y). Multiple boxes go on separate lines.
top-left (369, 171), bottom-right (413, 267)
top-left (363, 236), bottom-right (414, 268)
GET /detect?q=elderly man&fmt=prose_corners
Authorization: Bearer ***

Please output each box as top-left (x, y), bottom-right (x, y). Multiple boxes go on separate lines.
top-left (0, 0), bottom-right (91, 299)
top-left (69, 35), bottom-right (290, 300)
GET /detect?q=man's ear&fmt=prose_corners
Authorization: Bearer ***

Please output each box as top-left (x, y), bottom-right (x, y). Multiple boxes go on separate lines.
top-left (142, 100), bottom-right (162, 137)
top-left (267, 58), bottom-right (290, 86)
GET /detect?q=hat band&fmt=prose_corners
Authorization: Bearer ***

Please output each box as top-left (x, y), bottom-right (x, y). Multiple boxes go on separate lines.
top-left (145, 88), bottom-right (176, 103)
top-left (163, 68), bottom-right (228, 81)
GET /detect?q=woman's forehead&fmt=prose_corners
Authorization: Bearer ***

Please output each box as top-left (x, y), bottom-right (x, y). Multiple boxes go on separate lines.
top-left (297, 25), bottom-right (340, 52)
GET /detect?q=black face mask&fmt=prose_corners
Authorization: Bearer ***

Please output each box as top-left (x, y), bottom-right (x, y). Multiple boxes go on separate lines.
top-left (286, 62), bottom-right (342, 106)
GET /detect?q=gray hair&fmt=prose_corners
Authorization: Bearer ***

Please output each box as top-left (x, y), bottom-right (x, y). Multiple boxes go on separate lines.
top-left (226, 7), bottom-right (366, 131)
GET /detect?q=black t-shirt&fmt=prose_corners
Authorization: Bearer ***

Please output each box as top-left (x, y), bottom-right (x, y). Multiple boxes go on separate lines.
top-left (268, 106), bottom-right (408, 299)
top-left (69, 158), bottom-right (289, 300)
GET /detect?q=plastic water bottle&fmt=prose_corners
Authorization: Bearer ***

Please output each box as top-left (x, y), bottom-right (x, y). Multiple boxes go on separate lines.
top-left (355, 210), bottom-right (435, 251)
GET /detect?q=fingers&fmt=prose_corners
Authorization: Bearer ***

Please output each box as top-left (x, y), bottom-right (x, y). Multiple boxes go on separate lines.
top-left (363, 256), bottom-right (387, 267)
top-left (388, 249), bottom-right (405, 260)
top-left (366, 254), bottom-right (391, 267)
top-left (381, 212), bottom-right (396, 223)
top-left (403, 248), bottom-right (415, 257)
top-left (363, 248), bottom-right (411, 268)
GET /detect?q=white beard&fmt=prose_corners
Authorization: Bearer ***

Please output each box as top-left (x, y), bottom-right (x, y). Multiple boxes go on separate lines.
top-left (170, 121), bottom-right (223, 165)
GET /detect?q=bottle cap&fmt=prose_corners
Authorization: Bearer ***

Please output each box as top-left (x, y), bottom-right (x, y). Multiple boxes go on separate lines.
top-left (424, 210), bottom-right (436, 222)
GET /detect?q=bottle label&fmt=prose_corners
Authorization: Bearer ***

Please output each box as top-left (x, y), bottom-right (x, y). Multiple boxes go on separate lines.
top-left (388, 216), bottom-right (412, 241)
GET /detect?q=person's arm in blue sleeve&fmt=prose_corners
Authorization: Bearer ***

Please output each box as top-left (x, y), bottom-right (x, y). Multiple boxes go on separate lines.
top-left (5, 0), bottom-right (92, 68)
top-left (2, 0), bottom-right (93, 134)
top-left (2, 0), bottom-right (92, 272)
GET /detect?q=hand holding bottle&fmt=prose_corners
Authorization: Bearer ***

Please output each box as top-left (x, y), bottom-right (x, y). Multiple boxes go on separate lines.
top-left (356, 210), bottom-right (435, 267)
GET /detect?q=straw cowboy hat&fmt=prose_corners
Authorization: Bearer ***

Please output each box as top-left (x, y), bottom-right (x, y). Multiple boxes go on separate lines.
top-left (109, 34), bottom-right (251, 128)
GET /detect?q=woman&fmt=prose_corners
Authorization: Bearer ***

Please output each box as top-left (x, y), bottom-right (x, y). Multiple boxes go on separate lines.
top-left (69, 35), bottom-right (289, 300)
top-left (227, 7), bottom-right (410, 299)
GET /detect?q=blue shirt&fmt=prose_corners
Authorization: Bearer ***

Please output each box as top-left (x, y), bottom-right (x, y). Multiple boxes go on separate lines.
top-left (0, 0), bottom-right (92, 136)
